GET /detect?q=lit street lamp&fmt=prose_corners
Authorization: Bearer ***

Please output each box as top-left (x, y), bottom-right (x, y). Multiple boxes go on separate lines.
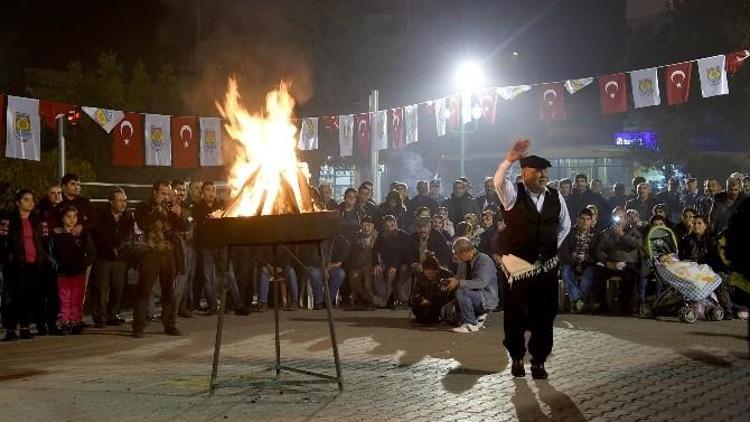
top-left (454, 61), bottom-right (485, 177)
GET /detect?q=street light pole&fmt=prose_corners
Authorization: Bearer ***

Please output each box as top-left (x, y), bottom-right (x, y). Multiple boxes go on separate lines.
top-left (369, 89), bottom-right (380, 201)
top-left (459, 119), bottom-right (466, 177)
top-left (57, 114), bottom-right (66, 180)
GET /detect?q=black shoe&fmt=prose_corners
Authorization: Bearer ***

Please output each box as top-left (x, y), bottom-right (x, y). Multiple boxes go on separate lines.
top-left (48, 326), bottom-right (64, 336)
top-left (19, 328), bottom-right (34, 339)
top-left (36, 327), bottom-right (49, 336)
top-left (313, 303), bottom-right (325, 310)
top-left (164, 327), bottom-right (182, 336)
top-left (2, 330), bottom-right (18, 342)
top-left (106, 319), bottom-right (123, 327)
top-left (71, 324), bottom-right (83, 335)
top-left (284, 302), bottom-right (299, 311)
top-left (256, 304), bottom-right (268, 313)
top-left (234, 308), bottom-right (250, 316)
top-left (531, 363), bottom-right (548, 380)
top-left (94, 322), bottom-right (106, 329)
top-left (178, 309), bottom-right (193, 318)
top-left (132, 330), bottom-right (144, 338)
top-left (511, 359), bottom-right (526, 377)
top-left (115, 314), bottom-right (126, 323)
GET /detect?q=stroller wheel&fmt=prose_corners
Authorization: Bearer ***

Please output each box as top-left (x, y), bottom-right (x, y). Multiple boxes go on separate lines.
top-left (679, 306), bottom-right (697, 324)
top-left (709, 307), bottom-right (724, 321)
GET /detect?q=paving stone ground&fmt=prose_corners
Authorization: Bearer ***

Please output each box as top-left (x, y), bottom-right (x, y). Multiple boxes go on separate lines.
top-left (1, 309), bottom-right (748, 421)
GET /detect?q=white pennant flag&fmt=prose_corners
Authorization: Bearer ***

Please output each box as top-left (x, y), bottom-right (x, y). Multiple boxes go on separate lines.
top-left (630, 67), bottom-right (661, 108)
top-left (461, 91), bottom-right (473, 124)
top-left (144, 114), bottom-right (172, 166)
top-left (434, 97), bottom-right (447, 137)
top-left (81, 106), bottom-right (125, 133)
top-left (497, 85), bottom-right (532, 100)
top-left (5, 96), bottom-right (41, 161)
top-left (297, 117), bottom-right (319, 151)
top-left (372, 111), bottom-right (388, 151)
top-left (564, 77), bottom-right (594, 95)
top-left (697, 55), bottom-right (729, 98)
top-left (199, 117), bottom-right (223, 166)
top-left (338, 114), bottom-right (354, 157)
top-left (404, 104), bottom-right (418, 144)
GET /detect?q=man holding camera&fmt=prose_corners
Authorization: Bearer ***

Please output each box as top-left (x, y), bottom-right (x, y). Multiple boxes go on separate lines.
top-left (132, 180), bottom-right (188, 338)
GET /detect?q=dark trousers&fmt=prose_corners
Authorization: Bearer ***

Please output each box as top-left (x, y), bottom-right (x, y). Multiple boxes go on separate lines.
top-left (133, 250), bottom-right (177, 332)
top-left (36, 267), bottom-right (59, 330)
top-left (2, 263), bottom-right (41, 331)
top-left (91, 260), bottom-right (127, 323)
top-left (502, 267), bottom-right (559, 364)
top-left (591, 264), bottom-right (638, 312)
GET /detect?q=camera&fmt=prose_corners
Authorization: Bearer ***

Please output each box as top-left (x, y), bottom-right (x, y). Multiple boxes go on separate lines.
top-left (438, 278), bottom-right (451, 292)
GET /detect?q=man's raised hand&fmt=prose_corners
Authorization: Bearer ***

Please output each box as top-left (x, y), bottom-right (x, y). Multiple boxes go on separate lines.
top-left (506, 139), bottom-right (530, 163)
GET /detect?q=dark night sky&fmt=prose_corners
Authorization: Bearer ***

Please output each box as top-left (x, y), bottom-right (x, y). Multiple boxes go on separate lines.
top-left (2, 0), bottom-right (628, 115)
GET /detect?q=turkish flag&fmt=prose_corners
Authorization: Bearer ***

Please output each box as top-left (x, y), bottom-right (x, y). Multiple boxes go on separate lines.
top-left (598, 73), bottom-right (628, 115)
top-left (388, 107), bottom-right (404, 149)
top-left (665, 63), bottom-right (692, 105)
top-left (538, 83), bottom-right (566, 122)
top-left (725, 50), bottom-right (750, 74)
top-left (355, 112), bottom-right (370, 162)
top-left (112, 112), bottom-right (144, 167)
top-left (171, 116), bottom-right (198, 168)
top-left (318, 115), bottom-right (339, 156)
top-left (39, 100), bottom-right (77, 129)
top-left (478, 88), bottom-right (498, 125)
top-left (446, 95), bottom-right (460, 131)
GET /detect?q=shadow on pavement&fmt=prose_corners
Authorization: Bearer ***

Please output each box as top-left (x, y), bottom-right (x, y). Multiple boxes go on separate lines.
top-left (511, 378), bottom-right (586, 422)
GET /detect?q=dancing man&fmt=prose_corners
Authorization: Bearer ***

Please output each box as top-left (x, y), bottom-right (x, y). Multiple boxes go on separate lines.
top-left (494, 139), bottom-right (570, 379)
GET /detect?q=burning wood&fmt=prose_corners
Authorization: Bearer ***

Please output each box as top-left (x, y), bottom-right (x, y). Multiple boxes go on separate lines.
top-left (215, 78), bottom-right (315, 217)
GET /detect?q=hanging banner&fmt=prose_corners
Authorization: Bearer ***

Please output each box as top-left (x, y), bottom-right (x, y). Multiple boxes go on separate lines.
top-left (81, 106), bottom-right (125, 133)
top-left (338, 114), bottom-right (354, 157)
top-left (630, 67), bottom-right (661, 108)
top-left (199, 117), bottom-right (223, 166)
top-left (5, 96), bottom-right (41, 161)
top-left (697, 55), bottom-right (729, 98)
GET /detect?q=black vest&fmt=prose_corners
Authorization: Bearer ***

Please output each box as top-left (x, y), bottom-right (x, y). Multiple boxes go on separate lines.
top-left (500, 183), bottom-right (561, 262)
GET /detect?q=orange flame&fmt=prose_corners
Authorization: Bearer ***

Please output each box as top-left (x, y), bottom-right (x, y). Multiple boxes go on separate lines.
top-left (216, 78), bottom-right (313, 217)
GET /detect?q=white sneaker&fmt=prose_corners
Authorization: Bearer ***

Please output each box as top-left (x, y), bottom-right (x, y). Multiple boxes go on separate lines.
top-left (477, 313), bottom-right (489, 325)
top-left (452, 322), bottom-right (482, 333)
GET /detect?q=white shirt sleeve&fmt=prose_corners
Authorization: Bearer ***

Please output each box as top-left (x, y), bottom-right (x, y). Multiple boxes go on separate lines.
top-left (494, 159), bottom-right (517, 210)
top-left (557, 191), bottom-right (571, 247)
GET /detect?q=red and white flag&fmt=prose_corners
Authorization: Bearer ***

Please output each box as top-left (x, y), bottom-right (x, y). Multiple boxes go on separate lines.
top-left (404, 104), bottom-right (418, 144)
top-left (112, 113), bottom-right (144, 167)
top-left (171, 116), bottom-right (198, 168)
top-left (446, 95), bottom-right (460, 131)
top-left (388, 107), bottom-right (404, 149)
top-left (538, 83), bottom-right (566, 122)
top-left (598, 73), bottom-right (628, 115)
top-left (725, 50), bottom-right (750, 74)
top-left (665, 62), bottom-right (692, 105)
top-left (477, 88), bottom-right (499, 124)
top-left (39, 100), bottom-right (77, 129)
top-left (355, 112), bottom-right (370, 160)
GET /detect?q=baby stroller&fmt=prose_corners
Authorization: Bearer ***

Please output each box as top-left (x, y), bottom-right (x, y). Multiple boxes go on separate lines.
top-left (646, 226), bottom-right (725, 323)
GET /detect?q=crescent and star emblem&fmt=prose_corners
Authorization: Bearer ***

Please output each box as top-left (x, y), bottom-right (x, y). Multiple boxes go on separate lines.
top-left (120, 120), bottom-right (134, 146)
top-left (604, 81), bottom-right (619, 98)
top-left (670, 70), bottom-right (686, 88)
top-left (180, 124), bottom-right (193, 148)
top-left (543, 89), bottom-right (557, 106)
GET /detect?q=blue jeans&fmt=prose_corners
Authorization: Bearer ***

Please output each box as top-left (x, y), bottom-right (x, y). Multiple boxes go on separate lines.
top-left (455, 287), bottom-right (484, 325)
top-left (307, 266), bottom-right (346, 305)
top-left (259, 265), bottom-right (298, 304)
top-left (561, 264), bottom-right (595, 302)
top-left (200, 247), bottom-right (243, 311)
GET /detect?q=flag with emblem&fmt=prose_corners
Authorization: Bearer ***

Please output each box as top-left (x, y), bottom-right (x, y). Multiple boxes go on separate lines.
top-left (318, 116), bottom-right (338, 156)
top-left (371, 111), bottom-right (388, 151)
top-left (297, 117), bottom-right (319, 151)
top-left (5, 96), bottom-right (41, 161)
top-left (630, 67), bottom-right (660, 109)
top-left (82, 106), bottom-right (125, 133)
top-left (598, 73), bottom-right (628, 115)
top-left (477, 88), bottom-right (499, 124)
top-left (564, 77), bottom-right (594, 95)
top-left (338, 114), bottom-right (354, 157)
top-left (665, 62), bottom-right (692, 105)
top-left (697, 55), bottom-right (729, 98)
top-left (388, 107), bottom-right (404, 149)
top-left (355, 113), bottom-right (370, 162)
top-left (461, 92), bottom-right (474, 124)
top-left (725, 50), bottom-right (750, 75)
top-left (112, 112), bottom-right (144, 167)
top-left (199, 117), bottom-right (223, 166)
top-left (446, 95), bottom-right (460, 131)
top-left (144, 114), bottom-right (171, 166)
top-left (404, 104), bottom-right (418, 144)
top-left (497, 85), bottom-right (531, 100)
top-left (171, 116), bottom-right (198, 168)
top-left (538, 83), bottom-right (566, 122)
top-left (39, 101), bottom-right (77, 129)
top-left (434, 97), bottom-right (447, 137)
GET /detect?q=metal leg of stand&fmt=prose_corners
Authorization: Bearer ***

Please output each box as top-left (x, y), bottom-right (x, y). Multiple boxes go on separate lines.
top-left (210, 248), bottom-right (230, 395)
top-left (318, 241), bottom-right (344, 391)
top-left (273, 245), bottom-right (281, 378)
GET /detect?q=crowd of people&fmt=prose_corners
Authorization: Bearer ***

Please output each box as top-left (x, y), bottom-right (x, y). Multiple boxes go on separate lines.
top-left (0, 166), bottom-right (748, 341)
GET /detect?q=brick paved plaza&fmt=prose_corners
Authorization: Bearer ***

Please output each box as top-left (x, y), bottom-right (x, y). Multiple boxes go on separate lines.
top-left (1, 310), bottom-right (748, 421)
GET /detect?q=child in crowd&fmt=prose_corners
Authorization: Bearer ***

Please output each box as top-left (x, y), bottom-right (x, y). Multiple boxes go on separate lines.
top-left (51, 206), bottom-right (96, 334)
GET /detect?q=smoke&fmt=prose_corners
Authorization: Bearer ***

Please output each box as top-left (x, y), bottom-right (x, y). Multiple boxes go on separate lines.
top-left (388, 150), bottom-right (436, 193)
